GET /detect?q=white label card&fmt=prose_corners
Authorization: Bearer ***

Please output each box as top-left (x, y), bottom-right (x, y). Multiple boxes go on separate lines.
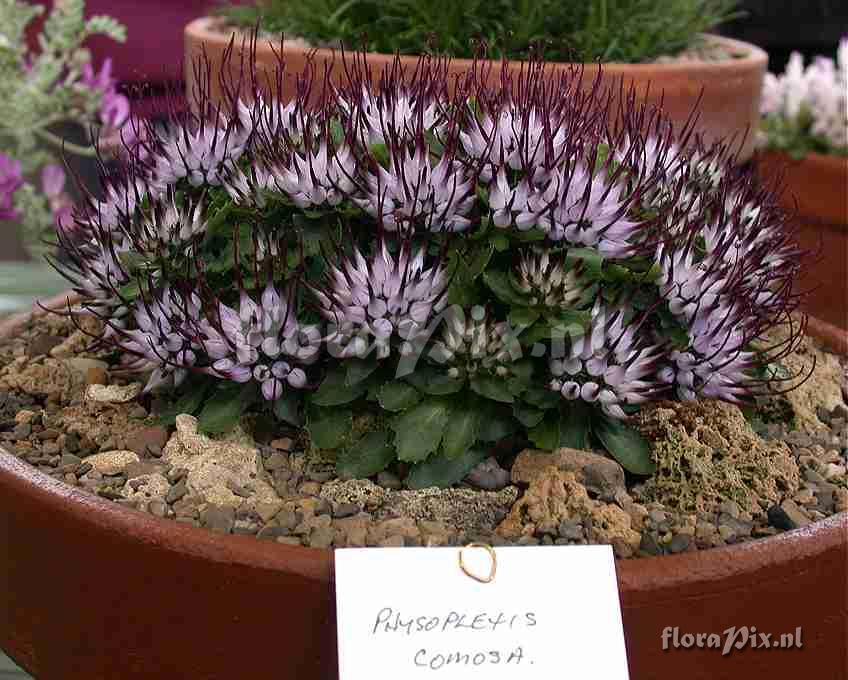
top-left (335, 545), bottom-right (630, 680)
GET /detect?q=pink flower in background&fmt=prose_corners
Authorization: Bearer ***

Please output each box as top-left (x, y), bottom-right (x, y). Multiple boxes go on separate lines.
top-left (81, 57), bottom-right (134, 146)
top-left (41, 164), bottom-right (74, 233)
top-left (81, 58), bottom-right (116, 93)
top-left (0, 153), bottom-right (23, 221)
top-left (42, 164), bottom-right (65, 199)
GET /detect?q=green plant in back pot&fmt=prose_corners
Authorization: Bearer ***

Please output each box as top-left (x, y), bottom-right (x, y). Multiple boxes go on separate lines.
top-left (221, 0), bottom-right (739, 63)
top-left (189, 0), bottom-right (766, 160)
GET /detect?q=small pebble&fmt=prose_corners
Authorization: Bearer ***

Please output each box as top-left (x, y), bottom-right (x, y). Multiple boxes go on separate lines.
top-left (271, 437), bottom-right (293, 451)
top-left (264, 453), bottom-right (288, 471)
top-left (166, 481), bottom-right (188, 504)
top-left (333, 502), bottom-right (360, 519)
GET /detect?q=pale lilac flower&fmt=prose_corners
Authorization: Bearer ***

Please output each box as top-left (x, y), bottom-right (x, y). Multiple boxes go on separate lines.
top-left (488, 167), bottom-right (530, 228)
top-left (204, 285), bottom-right (318, 400)
top-left (461, 106), bottom-right (568, 181)
top-left (358, 147), bottom-right (474, 232)
top-left (314, 239), bottom-right (449, 358)
top-left (150, 115), bottom-right (252, 191)
top-left (268, 143), bottom-right (356, 208)
top-left (510, 164), bottom-right (641, 255)
top-left (117, 286), bottom-right (202, 392)
top-left (139, 193), bottom-right (207, 247)
top-left (549, 302), bottom-right (663, 419)
top-left (0, 153), bottom-right (23, 221)
top-left (344, 87), bottom-right (440, 145)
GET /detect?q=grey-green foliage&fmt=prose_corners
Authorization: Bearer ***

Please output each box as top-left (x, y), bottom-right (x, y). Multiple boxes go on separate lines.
top-left (219, 0), bottom-right (739, 63)
top-left (0, 0), bottom-right (125, 249)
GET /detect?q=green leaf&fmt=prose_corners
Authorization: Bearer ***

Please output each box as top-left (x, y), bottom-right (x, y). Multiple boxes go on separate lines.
top-left (197, 382), bottom-right (257, 435)
top-left (528, 411), bottom-right (561, 450)
top-left (273, 391), bottom-right (303, 427)
top-left (336, 431), bottom-right (395, 478)
top-left (157, 378), bottom-right (212, 426)
top-left (566, 247), bottom-right (604, 277)
top-left (377, 381), bottom-right (423, 412)
top-left (512, 402), bottom-right (545, 428)
top-left (406, 448), bottom-right (488, 490)
top-left (391, 399), bottom-right (450, 462)
top-left (483, 269), bottom-right (530, 306)
top-left (404, 366), bottom-right (466, 396)
top-left (345, 355), bottom-right (380, 386)
top-left (523, 387), bottom-right (561, 410)
top-left (491, 234), bottom-right (510, 252)
top-left (476, 403), bottom-right (520, 442)
top-left (593, 413), bottom-right (656, 475)
top-left (307, 407), bottom-right (352, 449)
top-left (442, 404), bottom-right (479, 459)
top-left (470, 374), bottom-right (514, 403)
top-left (559, 402), bottom-right (591, 450)
top-left (508, 307), bottom-right (541, 328)
top-left (312, 368), bottom-right (368, 406)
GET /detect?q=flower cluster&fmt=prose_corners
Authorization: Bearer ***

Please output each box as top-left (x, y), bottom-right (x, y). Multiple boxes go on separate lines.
top-left (56, 46), bottom-right (805, 481)
top-left (759, 38), bottom-right (848, 157)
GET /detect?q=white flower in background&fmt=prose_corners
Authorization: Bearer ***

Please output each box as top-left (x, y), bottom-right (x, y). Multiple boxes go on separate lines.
top-left (760, 37), bottom-right (848, 154)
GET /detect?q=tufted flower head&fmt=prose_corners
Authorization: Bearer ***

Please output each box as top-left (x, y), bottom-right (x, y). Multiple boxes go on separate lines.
top-left (549, 302), bottom-right (664, 419)
top-left (114, 286), bottom-right (202, 392)
top-left (131, 191), bottom-right (207, 249)
top-left (461, 104), bottom-right (569, 181)
top-left (267, 139), bottom-right (356, 208)
top-left (514, 248), bottom-right (592, 309)
top-left (148, 106), bottom-right (253, 192)
top-left (429, 306), bottom-right (520, 378)
top-left (358, 145), bottom-right (474, 233)
top-left (201, 283), bottom-right (319, 401)
top-left (313, 237), bottom-right (449, 358)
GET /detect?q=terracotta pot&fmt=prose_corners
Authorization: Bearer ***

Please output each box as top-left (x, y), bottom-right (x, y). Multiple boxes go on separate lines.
top-left (756, 151), bottom-right (848, 330)
top-left (0, 293), bottom-right (846, 679)
top-left (184, 17), bottom-right (767, 161)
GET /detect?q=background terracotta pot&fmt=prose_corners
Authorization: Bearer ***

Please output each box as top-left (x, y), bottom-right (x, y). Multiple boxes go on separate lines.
top-left (0, 293), bottom-right (846, 679)
top-left (184, 17), bottom-right (767, 161)
top-left (756, 151), bottom-right (848, 330)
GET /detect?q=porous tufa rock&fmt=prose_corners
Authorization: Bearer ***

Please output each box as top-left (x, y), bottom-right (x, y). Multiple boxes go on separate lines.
top-left (497, 466), bottom-right (641, 555)
top-left (321, 479), bottom-right (518, 535)
top-left (776, 333), bottom-right (845, 432)
top-left (84, 450), bottom-right (140, 475)
top-left (85, 382), bottom-right (142, 404)
top-left (121, 473), bottom-right (170, 503)
top-left (162, 415), bottom-right (279, 509)
top-left (635, 400), bottom-right (800, 514)
top-left (0, 357), bottom-right (82, 403)
top-left (511, 448), bottom-right (626, 499)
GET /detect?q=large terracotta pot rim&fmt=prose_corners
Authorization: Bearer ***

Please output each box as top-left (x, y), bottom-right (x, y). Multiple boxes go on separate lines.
top-left (1, 292), bottom-right (846, 599)
top-left (187, 16), bottom-right (767, 75)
